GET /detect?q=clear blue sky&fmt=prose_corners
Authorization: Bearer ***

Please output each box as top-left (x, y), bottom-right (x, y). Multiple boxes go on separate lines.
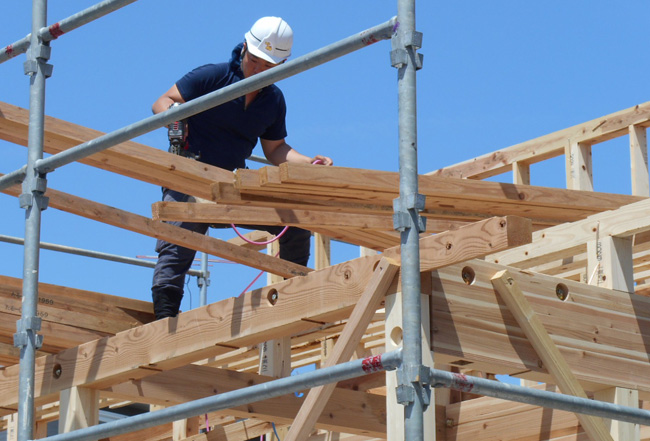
top-left (2, 1), bottom-right (647, 315)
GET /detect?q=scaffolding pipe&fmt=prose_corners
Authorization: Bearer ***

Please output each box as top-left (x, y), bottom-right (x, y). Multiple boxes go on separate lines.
top-left (394, 0), bottom-right (426, 440)
top-left (0, 234), bottom-right (202, 276)
top-left (0, 166), bottom-right (28, 189)
top-left (17, 2), bottom-right (50, 441)
top-left (0, 17), bottom-right (398, 183)
top-left (198, 251), bottom-right (209, 305)
top-left (0, 0), bottom-right (138, 64)
top-left (432, 369), bottom-right (650, 426)
top-left (31, 350), bottom-right (402, 441)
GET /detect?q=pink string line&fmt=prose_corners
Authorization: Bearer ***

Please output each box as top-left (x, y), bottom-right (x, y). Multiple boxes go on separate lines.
top-left (229, 158), bottom-right (324, 245)
top-left (230, 224), bottom-right (289, 245)
top-left (238, 251), bottom-right (281, 297)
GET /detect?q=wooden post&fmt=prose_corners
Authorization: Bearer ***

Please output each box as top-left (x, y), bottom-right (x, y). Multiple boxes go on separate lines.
top-left (565, 140), bottom-right (593, 191)
top-left (594, 387), bottom-right (640, 441)
top-left (6, 413), bottom-right (17, 441)
top-left (59, 386), bottom-right (99, 433)
top-left (385, 290), bottom-right (436, 441)
top-left (630, 125), bottom-right (649, 197)
top-left (587, 236), bottom-right (634, 292)
top-left (172, 417), bottom-right (199, 441)
top-left (34, 420), bottom-right (48, 440)
top-left (314, 232), bottom-right (331, 269)
top-left (512, 161), bottom-right (530, 185)
top-left (260, 238), bottom-right (291, 441)
top-left (587, 234), bottom-right (640, 440)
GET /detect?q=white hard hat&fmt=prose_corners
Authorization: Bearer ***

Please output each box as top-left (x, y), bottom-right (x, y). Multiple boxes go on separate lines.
top-left (244, 16), bottom-right (293, 64)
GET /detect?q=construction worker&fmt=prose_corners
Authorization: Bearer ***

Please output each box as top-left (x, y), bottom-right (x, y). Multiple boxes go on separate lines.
top-left (151, 16), bottom-right (333, 320)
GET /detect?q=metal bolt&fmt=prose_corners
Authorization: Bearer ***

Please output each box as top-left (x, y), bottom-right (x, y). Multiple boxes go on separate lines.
top-left (53, 364), bottom-right (62, 379)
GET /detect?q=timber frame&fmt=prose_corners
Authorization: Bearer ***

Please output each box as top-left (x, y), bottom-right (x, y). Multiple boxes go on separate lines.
top-left (2, 98), bottom-right (650, 440)
top-left (2, 2), bottom-right (650, 440)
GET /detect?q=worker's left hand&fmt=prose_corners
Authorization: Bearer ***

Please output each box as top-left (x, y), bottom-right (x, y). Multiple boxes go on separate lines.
top-left (311, 155), bottom-right (333, 166)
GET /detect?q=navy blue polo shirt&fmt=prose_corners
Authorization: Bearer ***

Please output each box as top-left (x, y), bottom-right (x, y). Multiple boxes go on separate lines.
top-left (176, 43), bottom-right (287, 171)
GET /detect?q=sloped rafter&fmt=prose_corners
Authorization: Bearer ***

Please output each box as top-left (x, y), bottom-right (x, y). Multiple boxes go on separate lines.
top-left (0, 178), bottom-right (311, 279)
top-left (492, 270), bottom-right (613, 441)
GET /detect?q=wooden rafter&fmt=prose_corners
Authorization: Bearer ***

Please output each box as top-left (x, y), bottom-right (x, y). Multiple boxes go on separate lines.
top-left (492, 270), bottom-right (614, 441)
top-left (284, 258), bottom-right (399, 441)
top-left (0, 178), bottom-right (311, 279)
top-left (0, 101), bottom-right (231, 201)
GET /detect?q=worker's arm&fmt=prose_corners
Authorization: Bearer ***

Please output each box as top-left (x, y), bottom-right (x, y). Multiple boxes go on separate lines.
top-left (152, 84), bottom-right (186, 114)
top-left (261, 138), bottom-right (333, 166)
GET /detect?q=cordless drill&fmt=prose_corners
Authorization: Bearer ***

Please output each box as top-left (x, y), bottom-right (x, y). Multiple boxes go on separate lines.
top-left (167, 102), bottom-right (194, 157)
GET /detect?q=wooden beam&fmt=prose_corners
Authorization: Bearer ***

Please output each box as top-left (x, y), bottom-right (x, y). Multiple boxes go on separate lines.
top-left (0, 178), bottom-right (311, 279)
top-left (151, 201), bottom-right (394, 230)
top-left (427, 100), bottom-right (650, 180)
top-left (0, 275), bottom-right (154, 334)
top-left (284, 258), bottom-right (399, 441)
top-left (0, 214), bottom-right (531, 413)
top-left (0, 311), bottom-right (110, 355)
top-left (445, 385), bottom-right (584, 441)
top-left (429, 260), bottom-right (650, 395)
top-left (490, 197), bottom-right (650, 269)
top-left (491, 270), bottom-right (613, 441)
top-left (0, 101), bottom-right (232, 201)
top-left (0, 254), bottom-right (382, 412)
top-left (102, 364), bottom-right (388, 437)
top-left (277, 163), bottom-right (641, 217)
top-left (383, 215), bottom-right (532, 271)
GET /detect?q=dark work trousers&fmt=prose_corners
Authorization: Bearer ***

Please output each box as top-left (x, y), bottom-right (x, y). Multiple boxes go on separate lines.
top-left (151, 188), bottom-right (311, 320)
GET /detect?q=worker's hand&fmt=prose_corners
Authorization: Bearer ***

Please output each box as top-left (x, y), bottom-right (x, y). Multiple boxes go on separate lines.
top-left (311, 155), bottom-right (333, 166)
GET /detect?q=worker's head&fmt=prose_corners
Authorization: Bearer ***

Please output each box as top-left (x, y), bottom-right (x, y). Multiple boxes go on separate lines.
top-left (244, 16), bottom-right (293, 65)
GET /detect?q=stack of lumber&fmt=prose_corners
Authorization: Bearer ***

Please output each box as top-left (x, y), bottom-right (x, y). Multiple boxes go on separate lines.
top-left (151, 161), bottom-right (644, 250)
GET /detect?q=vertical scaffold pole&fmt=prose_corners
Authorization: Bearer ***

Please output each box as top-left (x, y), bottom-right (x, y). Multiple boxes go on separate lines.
top-left (16, 1), bottom-right (52, 441)
top-left (392, 0), bottom-right (427, 439)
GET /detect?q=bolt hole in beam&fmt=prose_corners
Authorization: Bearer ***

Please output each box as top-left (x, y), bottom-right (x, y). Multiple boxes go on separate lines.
top-left (555, 283), bottom-right (569, 301)
top-left (390, 326), bottom-right (403, 346)
top-left (53, 363), bottom-right (62, 379)
top-left (461, 266), bottom-right (476, 285)
top-left (267, 288), bottom-right (279, 306)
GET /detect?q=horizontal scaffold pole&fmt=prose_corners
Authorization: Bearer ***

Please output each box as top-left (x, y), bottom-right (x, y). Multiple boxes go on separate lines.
top-left (0, 0), bottom-right (138, 64)
top-left (25, 18), bottom-right (395, 178)
top-left (30, 350), bottom-right (401, 441)
top-left (432, 369), bottom-right (650, 426)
